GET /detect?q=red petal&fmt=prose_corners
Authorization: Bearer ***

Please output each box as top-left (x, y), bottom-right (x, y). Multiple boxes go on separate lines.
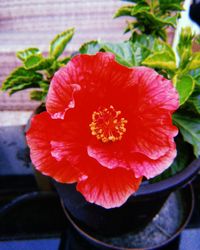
top-left (46, 65), bottom-right (81, 119)
top-left (129, 67), bottom-right (179, 112)
top-left (130, 140), bottom-right (177, 179)
top-left (128, 113), bottom-right (178, 160)
top-left (125, 67), bottom-right (179, 160)
top-left (26, 112), bottom-right (83, 183)
top-left (87, 140), bottom-right (128, 169)
top-left (46, 52), bottom-right (116, 119)
top-left (77, 163), bottom-right (142, 209)
top-left (88, 137), bottom-right (177, 180)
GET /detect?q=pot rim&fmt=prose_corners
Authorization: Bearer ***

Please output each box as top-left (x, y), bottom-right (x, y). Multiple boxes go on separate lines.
top-left (136, 157), bottom-right (200, 197)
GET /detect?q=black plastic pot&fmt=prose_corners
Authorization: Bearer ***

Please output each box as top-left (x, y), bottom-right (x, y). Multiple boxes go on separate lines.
top-left (60, 184), bottom-right (194, 250)
top-left (54, 158), bottom-right (200, 237)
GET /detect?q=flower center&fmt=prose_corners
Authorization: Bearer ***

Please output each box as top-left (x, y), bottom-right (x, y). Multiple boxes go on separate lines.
top-left (89, 105), bottom-right (128, 143)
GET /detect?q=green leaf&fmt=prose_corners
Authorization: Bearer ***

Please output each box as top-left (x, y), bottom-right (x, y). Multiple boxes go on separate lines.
top-left (138, 11), bottom-right (177, 28)
top-left (161, 4), bottom-right (182, 11)
top-left (173, 112), bottom-right (200, 157)
top-left (156, 29), bottom-right (167, 41)
top-left (162, 14), bottom-right (179, 28)
top-left (24, 55), bottom-right (53, 70)
top-left (188, 52), bottom-right (200, 71)
top-left (58, 56), bottom-right (71, 64)
top-left (142, 51), bottom-right (176, 71)
top-left (187, 73), bottom-right (200, 113)
top-left (49, 28), bottom-right (75, 59)
top-left (1, 67), bottom-right (43, 91)
top-left (159, 0), bottom-right (183, 12)
top-left (131, 3), bottom-right (150, 15)
top-left (30, 90), bottom-right (46, 101)
top-left (16, 48), bottom-right (41, 61)
top-left (9, 82), bottom-right (40, 95)
top-left (38, 81), bottom-right (49, 91)
top-left (115, 0), bottom-right (183, 40)
top-left (123, 6), bottom-right (178, 32)
top-left (131, 33), bottom-right (154, 45)
top-left (177, 27), bottom-right (194, 68)
top-left (188, 93), bottom-right (200, 114)
top-left (24, 55), bottom-right (42, 69)
top-left (79, 40), bottom-right (101, 54)
top-left (101, 41), bottom-right (136, 67)
top-left (189, 69), bottom-right (200, 88)
top-left (194, 73), bottom-right (200, 86)
top-left (153, 39), bottom-right (176, 59)
top-left (133, 44), bottom-right (151, 66)
top-left (29, 81), bottom-right (49, 101)
top-left (124, 20), bottom-right (135, 34)
top-left (175, 75), bottom-right (195, 105)
top-left (79, 36), bottom-right (150, 69)
top-left (113, 5), bottom-right (133, 18)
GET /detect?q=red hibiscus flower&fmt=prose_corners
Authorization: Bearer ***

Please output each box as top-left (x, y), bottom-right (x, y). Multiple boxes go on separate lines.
top-left (26, 52), bottom-right (179, 209)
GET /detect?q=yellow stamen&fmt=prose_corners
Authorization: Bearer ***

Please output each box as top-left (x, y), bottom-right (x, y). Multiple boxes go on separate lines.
top-left (89, 105), bottom-right (128, 143)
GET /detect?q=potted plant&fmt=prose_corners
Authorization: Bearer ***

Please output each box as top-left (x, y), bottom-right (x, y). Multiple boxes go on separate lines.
top-left (1, 0), bottom-right (200, 248)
